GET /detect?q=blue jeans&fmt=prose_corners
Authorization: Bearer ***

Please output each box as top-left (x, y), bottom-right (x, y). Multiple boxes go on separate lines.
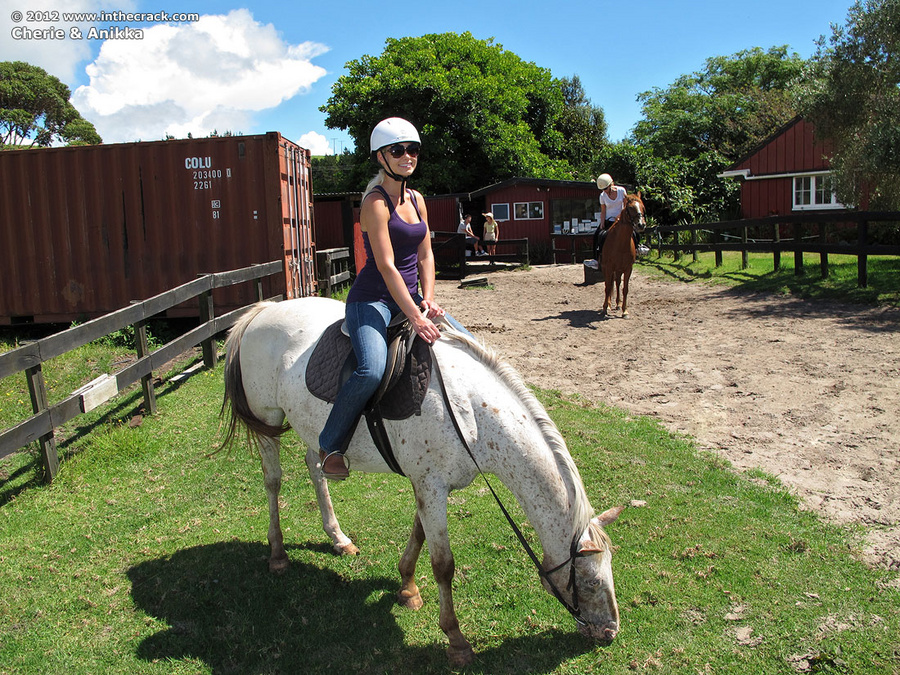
top-left (318, 295), bottom-right (469, 455)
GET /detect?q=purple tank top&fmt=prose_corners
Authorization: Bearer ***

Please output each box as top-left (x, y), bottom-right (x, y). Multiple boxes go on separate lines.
top-left (346, 186), bottom-right (427, 304)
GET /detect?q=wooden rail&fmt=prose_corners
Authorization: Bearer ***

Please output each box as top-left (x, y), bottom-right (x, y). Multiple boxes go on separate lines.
top-left (648, 211), bottom-right (900, 287)
top-left (316, 247), bottom-right (352, 296)
top-left (0, 261), bottom-right (284, 481)
top-left (432, 233), bottom-right (530, 279)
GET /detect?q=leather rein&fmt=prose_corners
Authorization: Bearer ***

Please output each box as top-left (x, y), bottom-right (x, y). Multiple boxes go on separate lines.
top-left (428, 334), bottom-right (593, 626)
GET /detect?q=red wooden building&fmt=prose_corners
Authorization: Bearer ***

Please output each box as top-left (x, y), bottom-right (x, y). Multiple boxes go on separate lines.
top-left (312, 178), bottom-right (601, 265)
top-left (719, 117), bottom-right (851, 219)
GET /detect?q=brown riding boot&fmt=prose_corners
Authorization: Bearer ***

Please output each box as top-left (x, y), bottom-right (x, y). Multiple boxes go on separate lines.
top-left (319, 450), bottom-right (349, 481)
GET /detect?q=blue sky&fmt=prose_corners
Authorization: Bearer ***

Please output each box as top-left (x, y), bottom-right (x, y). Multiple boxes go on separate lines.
top-left (2, 0), bottom-right (854, 154)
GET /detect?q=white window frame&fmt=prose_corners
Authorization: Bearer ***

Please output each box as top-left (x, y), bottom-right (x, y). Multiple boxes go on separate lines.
top-left (793, 172), bottom-right (844, 211)
top-left (490, 203), bottom-right (510, 221)
top-left (514, 201), bottom-right (544, 220)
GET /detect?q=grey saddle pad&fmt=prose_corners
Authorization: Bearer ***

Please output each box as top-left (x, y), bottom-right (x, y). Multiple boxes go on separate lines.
top-left (305, 318), bottom-right (433, 420)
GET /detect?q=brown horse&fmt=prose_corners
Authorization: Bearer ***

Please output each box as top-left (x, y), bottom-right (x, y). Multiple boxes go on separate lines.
top-left (600, 193), bottom-right (646, 318)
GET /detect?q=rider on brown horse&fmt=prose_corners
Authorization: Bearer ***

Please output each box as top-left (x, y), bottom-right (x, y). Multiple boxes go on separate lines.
top-left (592, 173), bottom-right (640, 268)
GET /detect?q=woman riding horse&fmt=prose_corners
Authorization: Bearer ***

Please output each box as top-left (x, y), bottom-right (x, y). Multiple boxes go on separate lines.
top-left (593, 174), bottom-right (641, 269)
top-left (600, 193), bottom-right (646, 318)
top-left (318, 117), bottom-right (468, 480)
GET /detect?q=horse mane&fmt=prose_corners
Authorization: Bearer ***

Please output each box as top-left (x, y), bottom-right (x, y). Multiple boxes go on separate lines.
top-left (439, 326), bottom-right (595, 531)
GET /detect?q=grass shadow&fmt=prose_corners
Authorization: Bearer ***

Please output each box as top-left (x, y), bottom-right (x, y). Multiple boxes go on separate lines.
top-left (128, 541), bottom-right (593, 674)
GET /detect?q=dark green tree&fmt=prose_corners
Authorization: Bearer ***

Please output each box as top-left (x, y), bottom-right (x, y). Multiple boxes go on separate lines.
top-left (621, 46), bottom-right (803, 223)
top-left (556, 75), bottom-right (608, 179)
top-left (320, 32), bottom-right (576, 194)
top-left (597, 142), bottom-right (739, 226)
top-left (310, 149), bottom-right (368, 194)
top-left (0, 61), bottom-right (101, 148)
top-left (633, 46), bottom-right (804, 162)
top-left (798, 0), bottom-right (900, 209)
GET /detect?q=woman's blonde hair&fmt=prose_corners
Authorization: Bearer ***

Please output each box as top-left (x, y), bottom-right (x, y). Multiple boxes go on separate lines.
top-left (362, 168), bottom-right (386, 202)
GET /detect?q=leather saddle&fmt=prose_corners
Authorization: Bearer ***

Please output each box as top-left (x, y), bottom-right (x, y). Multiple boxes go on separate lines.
top-left (305, 314), bottom-right (433, 475)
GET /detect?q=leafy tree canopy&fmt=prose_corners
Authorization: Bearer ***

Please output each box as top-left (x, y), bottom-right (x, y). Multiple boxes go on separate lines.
top-left (798, 0), bottom-right (900, 209)
top-left (597, 141), bottom-right (739, 226)
top-left (556, 75), bottom-right (608, 180)
top-left (0, 61), bottom-right (101, 148)
top-left (320, 32), bottom-right (580, 194)
top-left (632, 46), bottom-right (804, 162)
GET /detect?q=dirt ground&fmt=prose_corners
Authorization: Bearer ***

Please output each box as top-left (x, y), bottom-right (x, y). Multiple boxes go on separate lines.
top-left (436, 263), bottom-right (900, 570)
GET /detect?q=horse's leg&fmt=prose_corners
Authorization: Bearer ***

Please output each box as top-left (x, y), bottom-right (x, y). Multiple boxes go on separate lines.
top-left (614, 273), bottom-right (622, 311)
top-left (622, 267), bottom-right (633, 317)
top-left (397, 511), bottom-right (426, 610)
top-left (600, 279), bottom-right (611, 317)
top-left (304, 446), bottom-right (359, 555)
top-left (258, 435), bottom-right (289, 572)
top-left (416, 489), bottom-right (475, 666)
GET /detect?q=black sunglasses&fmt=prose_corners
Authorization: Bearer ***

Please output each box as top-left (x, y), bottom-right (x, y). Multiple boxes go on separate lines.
top-left (387, 143), bottom-right (420, 158)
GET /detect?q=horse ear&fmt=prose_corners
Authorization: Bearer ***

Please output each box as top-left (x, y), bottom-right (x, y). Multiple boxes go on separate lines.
top-left (593, 505), bottom-right (626, 527)
top-left (579, 539), bottom-right (604, 555)
top-left (637, 191), bottom-right (642, 199)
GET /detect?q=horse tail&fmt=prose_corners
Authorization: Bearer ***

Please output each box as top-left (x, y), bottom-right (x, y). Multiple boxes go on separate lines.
top-left (219, 302), bottom-right (290, 452)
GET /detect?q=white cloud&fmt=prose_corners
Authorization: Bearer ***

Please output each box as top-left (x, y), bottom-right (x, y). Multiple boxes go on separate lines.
top-left (0, 0), bottom-right (132, 82)
top-left (297, 131), bottom-right (333, 156)
top-left (70, 8), bottom-right (328, 142)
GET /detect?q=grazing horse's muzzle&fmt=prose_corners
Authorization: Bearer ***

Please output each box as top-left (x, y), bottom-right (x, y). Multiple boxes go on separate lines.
top-left (579, 620), bottom-right (619, 643)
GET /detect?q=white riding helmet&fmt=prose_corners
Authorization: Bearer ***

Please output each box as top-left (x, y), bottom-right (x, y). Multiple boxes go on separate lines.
top-left (370, 117), bottom-right (421, 152)
top-left (596, 173), bottom-right (613, 190)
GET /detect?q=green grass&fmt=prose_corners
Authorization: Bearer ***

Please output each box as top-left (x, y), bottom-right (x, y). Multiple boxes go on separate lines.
top-left (1, 351), bottom-right (898, 674)
top-left (0, 327), bottom-right (204, 504)
top-left (638, 251), bottom-right (900, 307)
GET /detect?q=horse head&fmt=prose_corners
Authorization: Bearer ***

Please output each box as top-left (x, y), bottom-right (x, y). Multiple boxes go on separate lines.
top-left (542, 505), bottom-right (625, 643)
top-left (624, 193), bottom-right (647, 232)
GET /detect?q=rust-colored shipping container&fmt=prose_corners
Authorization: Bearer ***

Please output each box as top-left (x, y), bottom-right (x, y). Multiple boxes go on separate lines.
top-left (0, 132), bottom-right (316, 325)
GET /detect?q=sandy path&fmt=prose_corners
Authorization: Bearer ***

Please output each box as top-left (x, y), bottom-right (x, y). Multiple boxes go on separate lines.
top-left (436, 264), bottom-right (900, 569)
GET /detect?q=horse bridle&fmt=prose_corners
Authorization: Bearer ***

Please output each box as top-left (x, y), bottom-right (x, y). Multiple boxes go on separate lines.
top-left (429, 342), bottom-right (598, 626)
top-left (622, 199), bottom-right (645, 231)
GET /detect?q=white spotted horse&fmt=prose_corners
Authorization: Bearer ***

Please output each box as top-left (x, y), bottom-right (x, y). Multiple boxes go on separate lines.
top-left (221, 296), bottom-right (624, 666)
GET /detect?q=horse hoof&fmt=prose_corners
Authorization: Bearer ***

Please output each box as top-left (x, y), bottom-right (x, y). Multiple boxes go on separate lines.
top-left (335, 542), bottom-right (360, 556)
top-left (269, 555), bottom-right (290, 574)
top-left (448, 645), bottom-right (475, 667)
top-left (397, 590), bottom-right (424, 611)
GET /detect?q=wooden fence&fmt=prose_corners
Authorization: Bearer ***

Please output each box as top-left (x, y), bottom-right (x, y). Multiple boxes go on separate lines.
top-left (649, 211), bottom-right (900, 287)
top-left (0, 261), bottom-right (285, 482)
top-left (316, 247), bottom-right (352, 297)
top-left (431, 232), bottom-right (530, 279)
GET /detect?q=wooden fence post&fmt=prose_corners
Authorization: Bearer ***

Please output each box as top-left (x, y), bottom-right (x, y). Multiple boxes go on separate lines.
top-left (819, 223), bottom-right (829, 278)
top-left (25, 364), bottom-right (59, 482)
top-left (858, 219), bottom-right (869, 288)
top-left (741, 226), bottom-right (749, 269)
top-left (135, 318), bottom-right (157, 415)
top-left (794, 222), bottom-right (804, 276)
top-left (199, 282), bottom-right (217, 369)
top-left (691, 227), bottom-right (698, 263)
top-left (773, 222), bottom-right (781, 271)
top-left (458, 237), bottom-right (468, 279)
top-left (254, 263), bottom-right (265, 302)
top-left (673, 229), bottom-right (681, 261)
top-left (714, 228), bottom-right (722, 267)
